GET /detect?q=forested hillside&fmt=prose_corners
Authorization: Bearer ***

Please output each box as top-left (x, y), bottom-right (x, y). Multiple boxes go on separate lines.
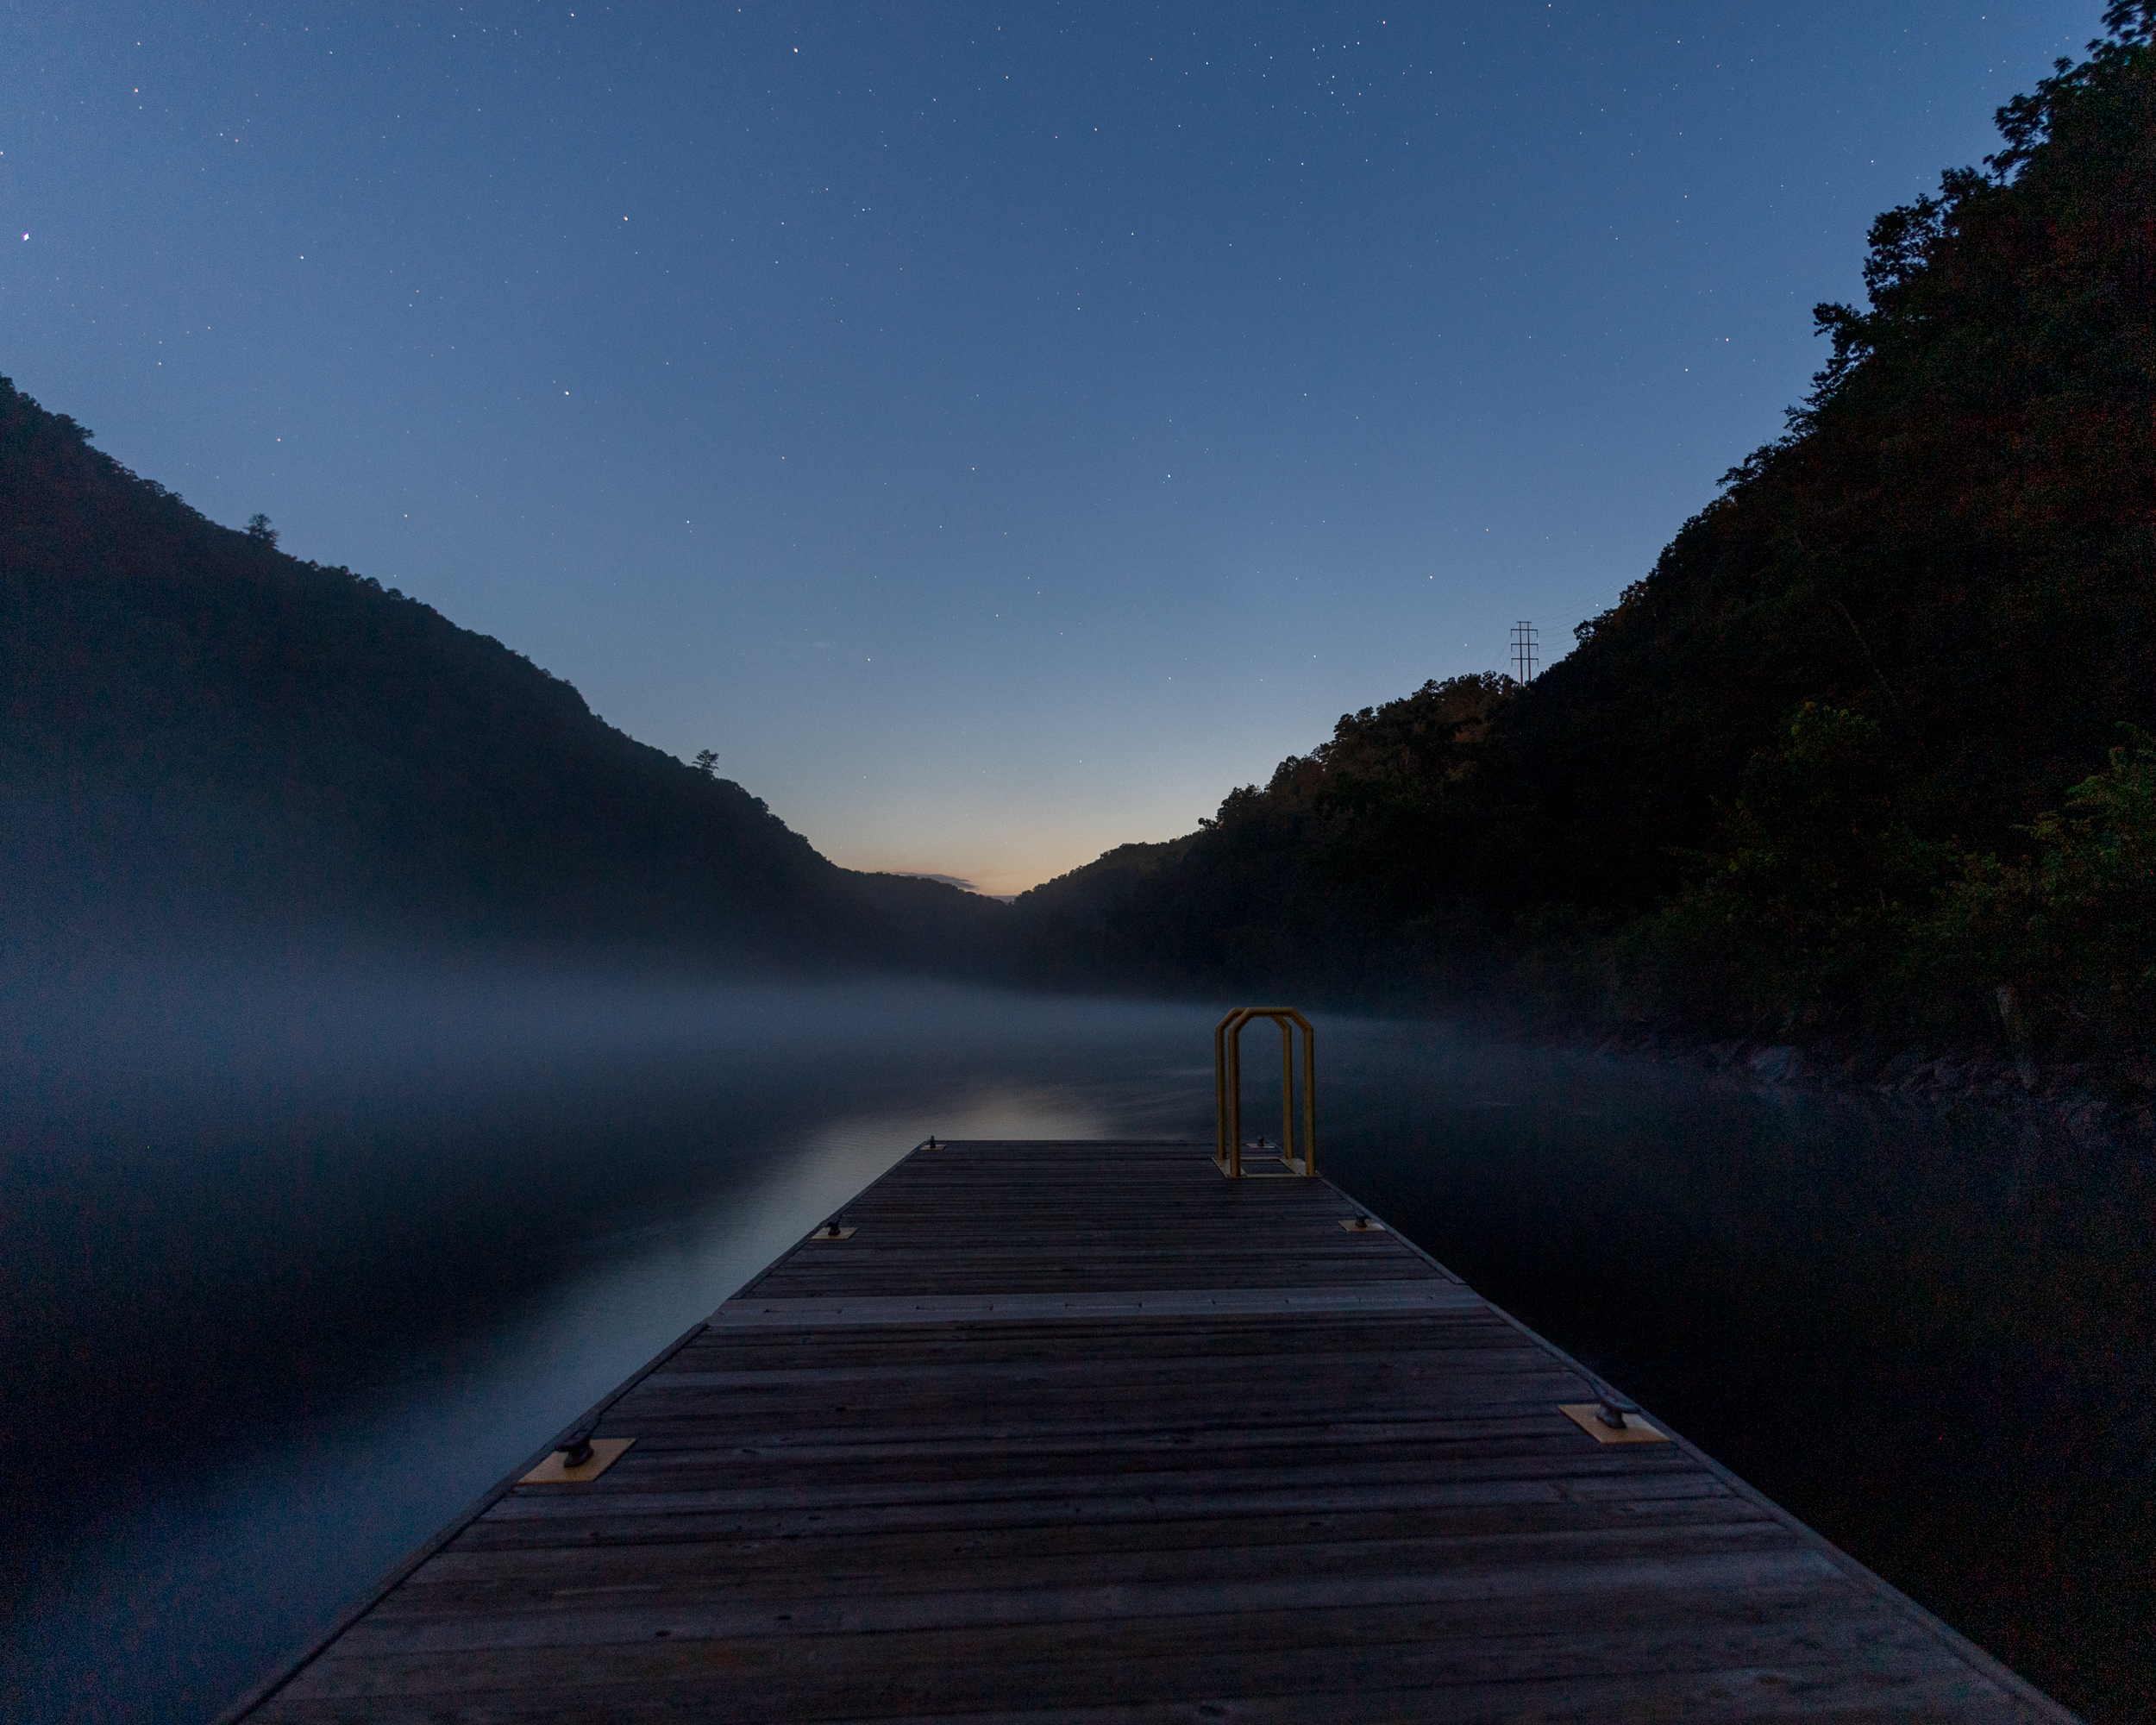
top-left (0, 377), bottom-right (1001, 971)
top-left (10, 7), bottom-right (2148, 1050)
top-left (1018, 4), bottom-right (2156, 1057)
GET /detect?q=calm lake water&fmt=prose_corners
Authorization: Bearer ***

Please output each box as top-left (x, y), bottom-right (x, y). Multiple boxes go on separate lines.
top-left (3, 957), bottom-right (2147, 1722)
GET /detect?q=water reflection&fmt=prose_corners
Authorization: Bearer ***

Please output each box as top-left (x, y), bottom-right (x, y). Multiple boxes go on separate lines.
top-left (2, 963), bottom-right (2145, 1722)
top-left (2, 963), bottom-right (1222, 1723)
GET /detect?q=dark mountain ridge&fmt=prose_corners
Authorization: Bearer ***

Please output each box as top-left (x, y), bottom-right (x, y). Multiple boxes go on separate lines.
top-left (1013, 6), bottom-right (2156, 1063)
top-left (11, 8), bottom-right (2150, 1062)
top-left (0, 378), bottom-right (1006, 974)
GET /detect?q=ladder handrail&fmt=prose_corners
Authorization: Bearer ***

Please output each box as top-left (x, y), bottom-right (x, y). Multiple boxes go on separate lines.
top-left (1213, 1007), bottom-right (1316, 1177)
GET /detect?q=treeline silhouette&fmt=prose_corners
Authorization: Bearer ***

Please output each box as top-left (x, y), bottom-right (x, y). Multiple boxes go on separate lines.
top-left (8, 9), bottom-right (2149, 1061)
top-left (1014, 5), bottom-right (2156, 1059)
top-left (0, 378), bottom-right (1002, 973)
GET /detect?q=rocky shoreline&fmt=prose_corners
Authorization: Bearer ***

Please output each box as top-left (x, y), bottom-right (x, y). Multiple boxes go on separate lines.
top-left (1587, 1026), bottom-right (2156, 1145)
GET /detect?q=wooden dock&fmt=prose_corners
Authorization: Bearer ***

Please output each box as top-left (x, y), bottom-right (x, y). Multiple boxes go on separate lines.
top-left (235, 1140), bottom-right (2074, 1722)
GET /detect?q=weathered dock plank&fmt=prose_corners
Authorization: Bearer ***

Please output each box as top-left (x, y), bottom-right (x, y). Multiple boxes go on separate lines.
top-left (233, 1140), bottom-right (2074, 1722)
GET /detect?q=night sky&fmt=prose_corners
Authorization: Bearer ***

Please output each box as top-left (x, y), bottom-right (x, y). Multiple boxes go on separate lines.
top-left (3, 3), bottom-right (2092, 894)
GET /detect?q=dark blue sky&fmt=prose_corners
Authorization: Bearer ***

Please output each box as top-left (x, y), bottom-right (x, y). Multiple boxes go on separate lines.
top-left (4, 3), bottom-right (2092, 891)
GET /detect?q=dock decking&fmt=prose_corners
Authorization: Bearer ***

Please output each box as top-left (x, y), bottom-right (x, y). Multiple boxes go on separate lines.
top-left (237, 1140), bottom-right (2073, 1722)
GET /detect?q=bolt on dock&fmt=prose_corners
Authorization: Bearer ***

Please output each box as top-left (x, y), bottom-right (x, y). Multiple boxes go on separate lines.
top-left (230, 1138), bottom-right (2073, 1722)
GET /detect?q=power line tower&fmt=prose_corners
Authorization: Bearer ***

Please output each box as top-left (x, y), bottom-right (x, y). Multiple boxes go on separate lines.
top-left (1510, 621), bottom-right (1539, 683)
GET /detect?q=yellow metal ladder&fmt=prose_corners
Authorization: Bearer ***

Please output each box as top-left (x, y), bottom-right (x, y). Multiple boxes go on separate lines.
top-left (1213, 1007), bottom-right (1316, 1177)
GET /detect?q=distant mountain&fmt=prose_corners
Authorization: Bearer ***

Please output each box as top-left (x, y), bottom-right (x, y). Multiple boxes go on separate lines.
top-left (0, 375), bottom-right (1007, 973)
top-left (1014, 9), bottom-right (2156, 1054)
top-left (1009, 837), bottom-right (1200, 987)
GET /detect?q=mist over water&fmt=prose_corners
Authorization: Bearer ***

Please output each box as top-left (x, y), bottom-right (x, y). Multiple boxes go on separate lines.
top-left (1, 959), bottom-right (1218, 1722)
top-left (3, 960), bottom-right (2147, 1722)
